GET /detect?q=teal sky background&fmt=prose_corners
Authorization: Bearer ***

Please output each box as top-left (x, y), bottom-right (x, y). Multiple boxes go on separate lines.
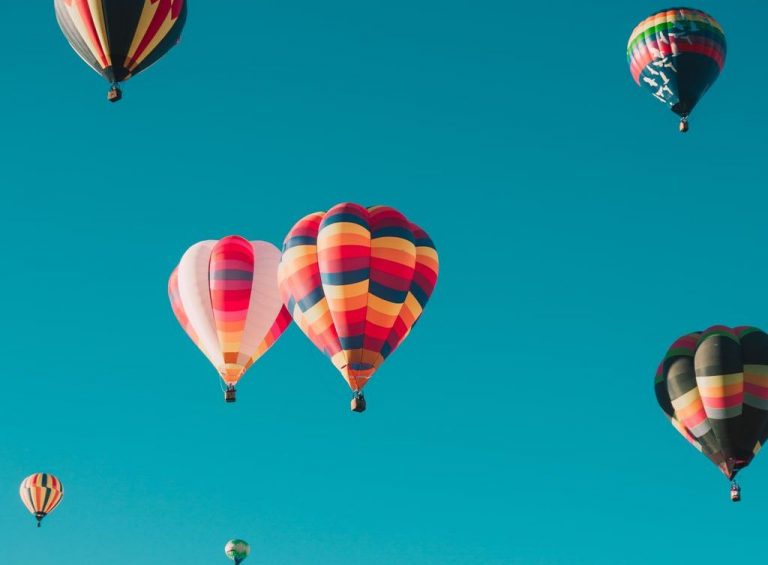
top-left (1, 1), bottom-right (767, 563)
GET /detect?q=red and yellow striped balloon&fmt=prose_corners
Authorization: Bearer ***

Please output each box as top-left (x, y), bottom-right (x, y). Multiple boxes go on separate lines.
top-left (169, 236), bottom-right (291, 401)
top-left (20, 473), bottom-right (64, 527)
top-left (278, 203), bottom-right (439, 408)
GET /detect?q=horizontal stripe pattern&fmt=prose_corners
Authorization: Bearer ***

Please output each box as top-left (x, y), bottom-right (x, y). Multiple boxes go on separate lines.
top-left (627, 8), bottom-right (725, 116)
top-left (657, 325), bottom-right (768, 479)
top-left (169, 237), bottom-right (289, 389)
top-left (279, 204), bottom-right (438, 392)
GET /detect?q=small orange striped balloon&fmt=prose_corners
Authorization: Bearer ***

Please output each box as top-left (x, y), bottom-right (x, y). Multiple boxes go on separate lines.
top-left (19, 473), bottom-right (64, 527)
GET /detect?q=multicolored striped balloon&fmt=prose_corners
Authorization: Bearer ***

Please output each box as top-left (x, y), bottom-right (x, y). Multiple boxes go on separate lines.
top-left (278, 203), bottom-right (439, 410)
top-left (20, 473), bottom-right (64, 527)
top-left (627, 8), bottom-right (726, 131)
top-left (225, 539), bottom-right (250, 564)
top-left (656, 326), bottom-right (768, 486)
top-left (169, 236), bottom-right (291, 402)
top-left (54, 0), bottom-right (187, 101)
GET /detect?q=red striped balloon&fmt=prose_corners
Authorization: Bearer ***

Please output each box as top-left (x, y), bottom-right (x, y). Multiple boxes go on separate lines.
top-left (278, 203), bottom-right (438, 410)
top-left (20, 473), bottom-right (63, 527)
top-left (169, 236), bottom-right (291, 401)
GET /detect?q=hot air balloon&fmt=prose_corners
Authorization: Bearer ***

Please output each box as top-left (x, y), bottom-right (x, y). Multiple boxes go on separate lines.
top-left (278, 203), bottom-right (439, 412)
top-left (627, 8), bottom-right (726, 132)
top-left (169, 236), bottom-right (292, 402)
top-left (225, 539), bottom-right (250, 564)
top-left (656, 326), bottom-right (768, 501)
top-left (54, 0), bottom-right (188, 102)
top-left (20, 473), bottom-right (64, 527)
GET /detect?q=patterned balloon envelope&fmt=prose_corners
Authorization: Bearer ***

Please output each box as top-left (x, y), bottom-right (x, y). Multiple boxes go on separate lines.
top-left (54, 0), bottom-right (187, 101)
top-left (225, 539), bottom-right (250, 564)
top-left (656, 326), bottom-right (768, 500)
top-left (169, 236), bottom-right (292, 402)
top-left (20, 473), bottom-right (64, 527)
top-left (627, 8), bottom-right (726, 132)
top-left (278, 203), bottom-right (439, 412)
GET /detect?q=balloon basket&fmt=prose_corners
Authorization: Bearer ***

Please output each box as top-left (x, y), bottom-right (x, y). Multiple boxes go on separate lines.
top-left (730, 484), bottom-right (741, 502)
top-left (224, 388), bottom-right (236, 403)
top-left (351, 395), bottom-right (366, 413)
top-left (108, 86), bottom-right (122, 103)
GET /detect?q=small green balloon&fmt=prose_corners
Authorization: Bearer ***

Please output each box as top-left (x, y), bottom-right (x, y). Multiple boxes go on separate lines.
top-left (225, 539), bottom-right (250, 564)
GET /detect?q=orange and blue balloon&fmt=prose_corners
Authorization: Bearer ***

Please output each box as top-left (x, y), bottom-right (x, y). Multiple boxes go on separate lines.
top-left (278, 203), bottom-right (439, 412)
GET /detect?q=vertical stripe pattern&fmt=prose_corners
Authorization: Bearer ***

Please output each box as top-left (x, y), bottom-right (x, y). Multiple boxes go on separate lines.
top-left (54, 0), bottom-right (187, 84)
top-left (657, 326), bottom-right (768, 479)
top-left (19, 473), bottom-right (64, 521)
top-left (279, 203), bottom-right (438, 392)
top-left (169, 236), bottom-right (289, 388)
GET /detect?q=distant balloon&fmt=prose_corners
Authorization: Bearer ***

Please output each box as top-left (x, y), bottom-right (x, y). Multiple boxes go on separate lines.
top-left (169, 236), bottom-right (292, 402)
top-left (20, 473), bottom-right (64, 527)
top-left (656, 326), bottom-right (768, 501)
top-left (279, 203), bottom-right (439, 412)
top-left (54, 0), bottom-right (188, 102)
top-left (225, 539), bottom-right (250, 564)
top-left (627, 8), bottom-right (726, 132)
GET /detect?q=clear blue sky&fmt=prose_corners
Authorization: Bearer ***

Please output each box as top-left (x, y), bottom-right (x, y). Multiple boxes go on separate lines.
top-left (1, 1), bottom-right (766, 564)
